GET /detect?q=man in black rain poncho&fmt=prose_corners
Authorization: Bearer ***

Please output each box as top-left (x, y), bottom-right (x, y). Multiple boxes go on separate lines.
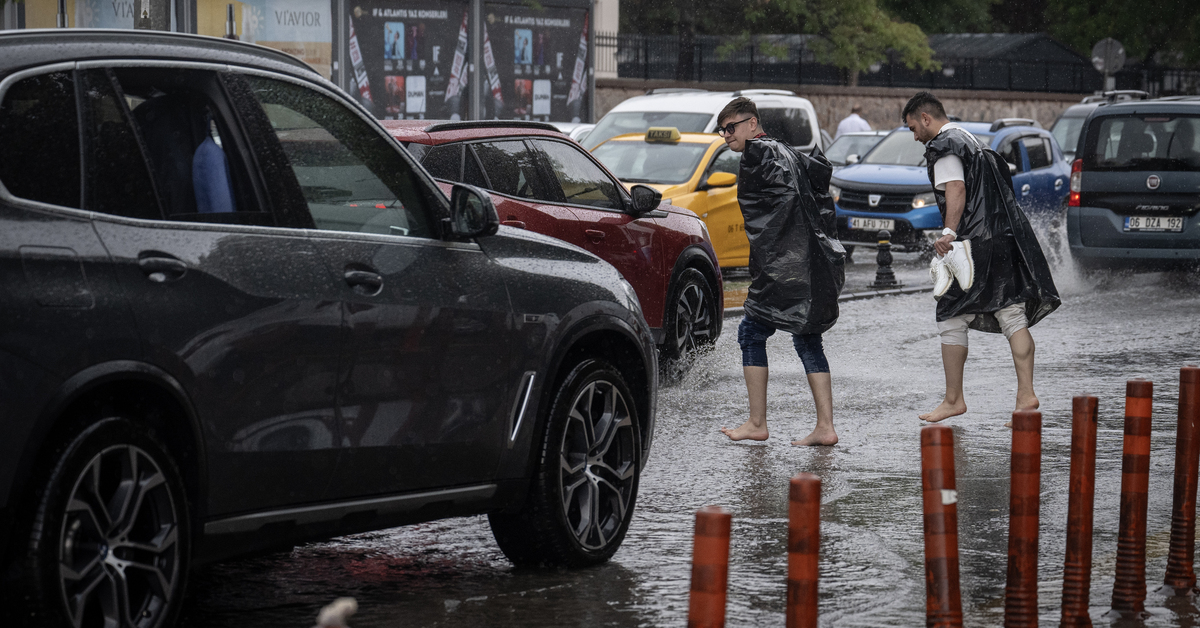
top-left (902, 92), bottom-right (1060, 423)
top-left (717, 98), bottom-right (846, 447)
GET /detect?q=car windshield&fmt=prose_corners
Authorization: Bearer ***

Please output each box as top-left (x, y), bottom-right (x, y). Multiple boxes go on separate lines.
top-left (861, 130), bottom-right (993, 166)
top-left (582, 112), bottom-right (712, 150)
top-left (592, 141), bottom-right (711, 184)
top-left (1051, 116), bottom-right (1086, 159)
top-left (1085, 115), bottom-right (1200, 171)
top-left (826, 134), bottom-right (885, 165)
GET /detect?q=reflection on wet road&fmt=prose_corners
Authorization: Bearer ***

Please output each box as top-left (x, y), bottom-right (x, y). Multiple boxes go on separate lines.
top-left (181, 254), bottom-right (1200, 627)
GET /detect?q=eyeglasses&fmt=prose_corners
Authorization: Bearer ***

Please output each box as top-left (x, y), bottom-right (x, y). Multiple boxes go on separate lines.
top-left (717, 117), bottom-right (754, 137)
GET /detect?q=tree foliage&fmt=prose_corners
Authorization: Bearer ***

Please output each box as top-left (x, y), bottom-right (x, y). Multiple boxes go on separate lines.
top-left (1045, 0), bottom-right (1200, 66)
top-left (878, 0), bottom-right (996, 35)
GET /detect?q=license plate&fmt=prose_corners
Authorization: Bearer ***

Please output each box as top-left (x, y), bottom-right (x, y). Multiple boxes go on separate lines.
top-left (849, 217), bottom-right (895, 231)
top-left (1124, 215), bottom-right (1184, 232)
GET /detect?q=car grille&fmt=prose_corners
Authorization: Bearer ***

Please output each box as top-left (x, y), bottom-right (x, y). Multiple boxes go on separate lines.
top-left (838, 189), bottom-right (915, 213)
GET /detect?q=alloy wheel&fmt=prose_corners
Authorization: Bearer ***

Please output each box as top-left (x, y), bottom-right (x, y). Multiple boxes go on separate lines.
top-left (673, 281), bottom-right (714, 355)
top-left (58, 445), bottom-right (181, 628)
top-left (558, 380), bottom-right (637, 551)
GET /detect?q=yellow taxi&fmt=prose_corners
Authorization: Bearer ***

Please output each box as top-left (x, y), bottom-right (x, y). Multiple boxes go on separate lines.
top-left (591, 127), bottom-right (748, 268)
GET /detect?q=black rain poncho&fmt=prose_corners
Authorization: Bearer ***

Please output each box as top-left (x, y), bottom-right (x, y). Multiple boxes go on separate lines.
top-left (737, 137), bottom-right (846, 335)
top-left (925, 127), bottom-right (1060, 331)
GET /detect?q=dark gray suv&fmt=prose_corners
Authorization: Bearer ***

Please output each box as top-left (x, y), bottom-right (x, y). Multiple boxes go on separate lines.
top-left (0, 30), bottom-right (656, 628)
top-left (1067, 96), bottom-right (1200, 269)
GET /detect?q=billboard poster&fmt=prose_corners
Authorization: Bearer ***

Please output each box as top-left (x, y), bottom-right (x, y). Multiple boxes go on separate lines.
top-left (481, 3), bottom-right (590, 122)
top-left (195, 0), bottom-right (331, 78)
top-left (347, 1), bottom-right (471, 120)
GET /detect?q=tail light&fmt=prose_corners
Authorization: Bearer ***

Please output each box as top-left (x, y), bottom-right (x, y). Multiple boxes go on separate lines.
top-left (1068, 159), bottom-right (1082, 207)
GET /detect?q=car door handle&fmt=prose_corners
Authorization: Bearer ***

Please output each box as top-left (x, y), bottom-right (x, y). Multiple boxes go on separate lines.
top-left (1054, 178), bottom-right (1064, 190)
top-left (1021, 183), bottom-right (1031, 196)
top-left (501, 220), bottom-right (527, 229)
top-left (137, 255), bottom-right (187, 283)
top-left (585, 229), bottom-right (606, 241)
top-left (344, 270), bottom-right (383, 295)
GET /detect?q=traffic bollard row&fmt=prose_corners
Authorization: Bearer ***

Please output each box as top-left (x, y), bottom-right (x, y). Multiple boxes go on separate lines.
top-left (1059, 396), bottom-right (1098, 628)
top-left (1005, 411), bottom-right (1041, 628)
top-left (1165, 366), bottom-right (1200, 594)
top-left (922, 425), bottom-right (964, 628)
top-left (1111, 378), bottom-right (1154, 618)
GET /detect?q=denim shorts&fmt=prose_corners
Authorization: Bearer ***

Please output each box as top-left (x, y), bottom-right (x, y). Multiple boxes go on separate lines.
top-left (736, 316), bottom-right (830, 373)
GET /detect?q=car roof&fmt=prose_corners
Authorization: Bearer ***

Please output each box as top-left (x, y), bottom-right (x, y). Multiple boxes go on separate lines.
top-left (0, 29), bottom-right (316, 80)
top-left (381, 119), bottom-right (570, 145)
top-left (602, 132), bottom-right (723, 145)
top-left (607, 89), bottom-right (815, 115)
top-left (833, 131), bottom-right (890, 138)
top-left (1093, 98), bottom-right (1200, 115)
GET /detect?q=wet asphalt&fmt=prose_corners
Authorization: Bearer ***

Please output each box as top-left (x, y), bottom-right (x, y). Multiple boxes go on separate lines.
top-left (179, 242), bottom-right (1200, 627)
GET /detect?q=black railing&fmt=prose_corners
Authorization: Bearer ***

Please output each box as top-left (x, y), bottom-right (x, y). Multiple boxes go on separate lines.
top-left (596, 32), bottom-right (1199, 96)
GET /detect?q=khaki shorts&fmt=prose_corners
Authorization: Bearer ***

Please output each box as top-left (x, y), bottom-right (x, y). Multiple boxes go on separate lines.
top-left (937, 303), bottom-right (1027, 347)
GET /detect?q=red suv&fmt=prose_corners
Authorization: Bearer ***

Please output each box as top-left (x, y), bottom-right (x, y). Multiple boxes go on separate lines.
top-left (385, 120), bottom-right (723, 365)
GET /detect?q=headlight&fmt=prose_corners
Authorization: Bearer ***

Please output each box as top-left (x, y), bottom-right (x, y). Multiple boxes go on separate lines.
top-left (619, 278), bottom-right (642, 315)
top-left (912, 191), bottom-right (937, 209)
top-left (828, 184), bottom-right (841, 204)
top-left (698, 219), bottom-right (710, 241)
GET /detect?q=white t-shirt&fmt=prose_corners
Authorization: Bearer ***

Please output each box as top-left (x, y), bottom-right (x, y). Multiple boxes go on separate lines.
top-left (931, 123), bottom-right (968, 191)
top-left (835, 113), bottom-right (872, 138)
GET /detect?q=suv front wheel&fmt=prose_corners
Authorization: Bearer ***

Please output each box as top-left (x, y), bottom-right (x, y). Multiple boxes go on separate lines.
top-left (489, 358), bottom-right (641, 567)
top-left (661, 268), bottom-right (718, 373)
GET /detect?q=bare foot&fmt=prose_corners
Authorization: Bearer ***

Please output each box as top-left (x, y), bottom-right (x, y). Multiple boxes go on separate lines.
top-left (720, 421), bottom-right (769, 441)
top-left (792, 425), bottom-right (838, 446)
top-left (920, 399), bottom-right (967, 422)
top-left (1016, 394), bottom-right (1040, 412)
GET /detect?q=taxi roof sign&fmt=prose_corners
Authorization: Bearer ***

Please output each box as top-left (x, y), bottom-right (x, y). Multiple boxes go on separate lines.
top-left (645, 127), bottom-right (681, 142)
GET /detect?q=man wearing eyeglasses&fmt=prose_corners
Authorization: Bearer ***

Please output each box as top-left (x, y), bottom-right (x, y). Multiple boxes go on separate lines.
top-left (717, 97), bottom-right (846, 447)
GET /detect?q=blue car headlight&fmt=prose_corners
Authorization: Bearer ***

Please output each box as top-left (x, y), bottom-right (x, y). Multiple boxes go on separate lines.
top-left (912, 191), bottom-right (936, 209)
top-left (828, 184), bottom-right (842, 204)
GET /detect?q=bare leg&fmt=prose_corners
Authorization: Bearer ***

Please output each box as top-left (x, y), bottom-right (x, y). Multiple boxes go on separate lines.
top-left (722, 366), bottom-right (770, 441)
top-left (793, 372), bottom-right (838, 446)
top-left (920, 344), bottom-right (969, 422)
top-left (1003, 329), bottom-right (1039, 428)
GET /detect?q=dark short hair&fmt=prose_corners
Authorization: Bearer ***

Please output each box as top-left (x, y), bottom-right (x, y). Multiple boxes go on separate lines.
top-left (851, 104), bottom-right (862, 113)
top-left (901, 91), bottom-right (947, 122)
top-left (719, 97), bottom-right (758, 126)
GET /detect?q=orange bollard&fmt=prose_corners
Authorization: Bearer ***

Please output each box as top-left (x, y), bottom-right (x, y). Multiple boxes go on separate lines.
top-left (689, 505), bottom-right (732, 628)
top-left (787, 473), bottom-right (821, 628)
top-left (1165, 366), bottom-right (1200, 593)
top-left (1005, 410), bottom-right (1041, 628)
top-left (1059, 396), bottom-right (1099, 627)
top-left (922, 425), bottom-right (964, 628)
top-left (1111, 378), bottom-right (1153, 617)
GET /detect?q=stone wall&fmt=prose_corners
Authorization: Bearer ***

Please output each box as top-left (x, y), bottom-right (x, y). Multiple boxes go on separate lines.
top-left (596, 78), bottom-right (1086, 134)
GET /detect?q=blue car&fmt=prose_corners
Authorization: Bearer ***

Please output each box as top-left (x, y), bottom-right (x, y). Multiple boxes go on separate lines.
top-left (831, 119), bottom-right (1071, 257)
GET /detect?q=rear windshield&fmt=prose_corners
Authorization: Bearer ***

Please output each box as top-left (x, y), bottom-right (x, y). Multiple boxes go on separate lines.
top-left (592, 141), bottom-right (710, 184)
top-left (1084, 115), bottom-right (1200, 171)
top-left (861, 131), bottom-right (993, 167)
top-left (759, 107), bottom-right (813, 147)
top-left (1051, 116), bottom-right (1085, 159)
top-left (582, 112), bottom-right (711, 150)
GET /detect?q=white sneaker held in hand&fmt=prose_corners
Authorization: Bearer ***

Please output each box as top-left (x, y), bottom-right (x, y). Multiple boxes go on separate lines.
top-left (944, 240), bottom-right (975, 290)
top-left (930, 255), bottom-right (952, 299)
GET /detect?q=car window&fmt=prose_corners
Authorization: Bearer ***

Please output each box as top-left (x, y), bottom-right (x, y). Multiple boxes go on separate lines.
top-left (0, 71), bottom-right (81, 208)
top-left (422, 144), bottom-right (462, 181)
top-left (1086, 115), bottom-right (1200, 171)
top-left (998, 138), bottom-right (1023, 172)
top-left (532, 139), bottom-right (623, 209)
top-left (591, 140), bottom-right (710, 184)
top-left (462, 147), bottom-right (489, 188)
top-left (1023, 136), bottom-right (1052, 170)
top-left (708, 148), bottom-right (741, 176)
top-left (825, 134), bottom-right (884, 165)
top-left (243, 75), bottom-right (434, 238)
top-left (758, 108), bottom-right (813, 147)
top-left (1051, 116), bottom-right (1085, 159)
top-left (77, 69), bottom-right (162, 220)
top-left (582, 111), bottom-right (712, 150)
top-left (472, 140), bottom-right (550, 200)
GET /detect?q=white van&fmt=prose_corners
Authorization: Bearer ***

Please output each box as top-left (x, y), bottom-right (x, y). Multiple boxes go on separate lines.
top-left (582, 88), bottom-right (823, 152)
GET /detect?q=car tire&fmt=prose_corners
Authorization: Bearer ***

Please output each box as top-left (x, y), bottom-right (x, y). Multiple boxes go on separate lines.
top-left (661, 267), bottom-right (718, 371)
top-left (489, 358), bottom-right (641, 568)
top-left (8, 417), bottom-right (190, 628)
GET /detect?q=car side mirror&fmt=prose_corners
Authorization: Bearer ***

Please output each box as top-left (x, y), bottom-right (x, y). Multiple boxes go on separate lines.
top-left (629, 184), bottom-right (662, 214)
top-left (704, 172), bottom-right (737, 188)
top-left (448, 183), bottom-right (499, 238)
top-left (845, 154), bottom-right (860, 165)
top-left (1008, 162), bottom-right (1018, 175)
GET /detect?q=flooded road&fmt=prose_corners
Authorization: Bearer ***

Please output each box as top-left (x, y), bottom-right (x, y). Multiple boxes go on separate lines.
top-left (180, 253), bottom-right (1200, 627)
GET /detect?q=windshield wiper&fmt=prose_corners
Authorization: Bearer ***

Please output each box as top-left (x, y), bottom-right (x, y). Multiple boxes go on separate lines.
top-left (621, 177), bottom-right (658, 183)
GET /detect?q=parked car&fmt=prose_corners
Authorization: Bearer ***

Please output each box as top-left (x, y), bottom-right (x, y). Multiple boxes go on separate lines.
top-left (1066, 96), bottom-right (1200, 269)
top-left (831, 119), bottom-right (1071, 258)
top-left (550, 121), bottom-right (596, 144)
top-left (0, 30), bottom-right (659, 628)
top-left (387, 119), bottom-right (724, 365)
top-left (1051, 90), bottom-right (1150, 162)
top-left (824, 130), bottom-right (890, 169)
top-left (590, 128), bottom-right (747, 269)
top-left (582, 88), bottom-right (823, 156)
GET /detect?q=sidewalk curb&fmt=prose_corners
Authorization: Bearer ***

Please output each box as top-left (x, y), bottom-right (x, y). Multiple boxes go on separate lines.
top-left (723, 284), bottom-right (934, 318)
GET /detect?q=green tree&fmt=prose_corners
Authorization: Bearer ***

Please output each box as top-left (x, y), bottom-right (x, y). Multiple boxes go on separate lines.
top-left (879, 0), bottom-right (996, 34)
top-left (1045, 0), bottom-right (1200, 66)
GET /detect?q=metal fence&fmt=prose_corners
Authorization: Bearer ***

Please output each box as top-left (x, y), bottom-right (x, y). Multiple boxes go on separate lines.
top-left (596, 32), bottom-right (1200, 96)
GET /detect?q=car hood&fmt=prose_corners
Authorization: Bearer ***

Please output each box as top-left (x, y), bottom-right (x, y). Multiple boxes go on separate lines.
top-left (832, 164), bottom-right (931, 189)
